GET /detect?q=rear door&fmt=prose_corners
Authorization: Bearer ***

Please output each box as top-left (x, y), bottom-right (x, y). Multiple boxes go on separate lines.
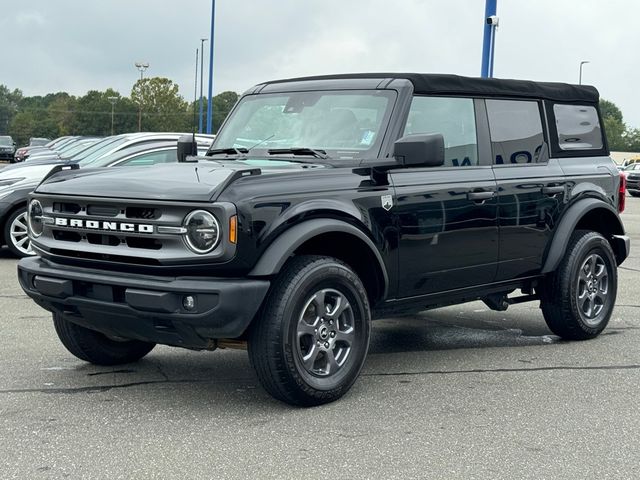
top-left (391, 96), bottom-right (498, 297)
top-left (486, 99), bottom-right (566, 280)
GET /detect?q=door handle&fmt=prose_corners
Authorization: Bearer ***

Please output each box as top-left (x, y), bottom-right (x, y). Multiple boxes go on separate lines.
top-left (467, 190), bottom-right (496, 201)
top-left (542, 185), bottom-right (564, 195)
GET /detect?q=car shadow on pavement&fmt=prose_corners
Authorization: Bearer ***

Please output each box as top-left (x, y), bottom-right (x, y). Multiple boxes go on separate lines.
top-left (368, 305), bottom-right (557, 354)
top-left (27, 307), bottom-right (563, 409)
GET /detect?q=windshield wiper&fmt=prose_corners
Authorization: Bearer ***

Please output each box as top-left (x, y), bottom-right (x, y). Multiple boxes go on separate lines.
top-left (267, 148), bottom-right (328, 159)
top-left (207, 147), bottom-right (249, 156)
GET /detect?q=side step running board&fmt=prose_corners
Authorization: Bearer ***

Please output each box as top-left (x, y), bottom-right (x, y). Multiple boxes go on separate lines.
top-left (482, 293), bottom-right (540, 312)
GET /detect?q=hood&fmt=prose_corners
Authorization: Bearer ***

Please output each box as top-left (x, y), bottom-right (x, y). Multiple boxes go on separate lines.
top-left (35, 160), bottom-right (321, 202)
top-left (0, 163), bottom-right (63, 181)
top-left (1, 158), bottom-right (65, 172)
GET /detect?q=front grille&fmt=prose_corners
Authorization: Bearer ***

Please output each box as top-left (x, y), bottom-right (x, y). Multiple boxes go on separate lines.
top-left (52, 230), bottom-right (81, 242)
top-left (53, 202), bottom-right (81, 214)
top-left (31, 194), bottom-right (234, 266)
top-left (126, 206), bottom-right (160, 219)
top-left (126, 237), bottom-right (162, 250)
top-left (49, 248), bottom-right (162, 265)
top-left (34, 195), bottom-right (194, 264)
top-left (86, 233), bottom-right (121, 246)
top-left (87, 204), bottom-right (119, 217)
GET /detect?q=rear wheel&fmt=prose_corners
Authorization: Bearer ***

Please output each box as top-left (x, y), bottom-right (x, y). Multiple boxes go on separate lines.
top-left (540, 230), bottom-right (617, 340)
top-left (4, 206), bottom-right (35, 258)
top-left (53, 314), bottom-right (155, 365)
top-left (248, 255), bottom-right (371, 406)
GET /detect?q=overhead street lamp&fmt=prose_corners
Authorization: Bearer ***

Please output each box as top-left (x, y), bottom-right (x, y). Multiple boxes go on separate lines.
top-left (107, 96), bottom-right (118, 136)
top-left (134, 61), bottom-right (150, 131)
top-left (579, 60), bottom-right (590, 85)
top-left (134, 61), bottom-right (149, 81)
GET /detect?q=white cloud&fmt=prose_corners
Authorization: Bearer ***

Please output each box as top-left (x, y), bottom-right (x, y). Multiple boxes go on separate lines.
top-left (4, 0), bottom-right (640, 127)
top-left (15, 11), bottom-right (46, 27)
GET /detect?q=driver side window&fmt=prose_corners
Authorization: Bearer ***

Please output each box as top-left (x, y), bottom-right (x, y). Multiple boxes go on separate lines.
top-left (403, 96), bottom-right (478, 167)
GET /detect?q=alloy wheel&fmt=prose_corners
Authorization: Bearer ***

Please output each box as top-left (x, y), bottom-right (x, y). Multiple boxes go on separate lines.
top-left (576, 253), bottom-right (609, 326)
top-left (9, 211), bottom-right (33, 256)
top-left (296, 288), bottom-right (355, 377)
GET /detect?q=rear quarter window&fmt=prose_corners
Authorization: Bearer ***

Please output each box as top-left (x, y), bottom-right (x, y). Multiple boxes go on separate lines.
top-left (553, 104), bottom-right (603, 150)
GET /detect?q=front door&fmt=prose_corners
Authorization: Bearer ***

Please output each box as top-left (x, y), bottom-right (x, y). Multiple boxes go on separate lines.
top-left (391, 96), bottom-right (498, 298)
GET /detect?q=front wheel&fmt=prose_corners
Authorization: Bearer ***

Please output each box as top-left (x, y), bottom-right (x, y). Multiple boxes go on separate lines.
top-left (4, 206), bottom-right (35, 258)
top-left (53, 314), bottom-right (155, 365)
top-left (540, 230), bottom-right (617, 340)
top-left (248, 255), bottom-right (371, 407)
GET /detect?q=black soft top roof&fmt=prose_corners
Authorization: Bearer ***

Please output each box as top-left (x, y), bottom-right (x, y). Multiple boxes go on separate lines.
top-left (264, 73), bottom-right (599, 104)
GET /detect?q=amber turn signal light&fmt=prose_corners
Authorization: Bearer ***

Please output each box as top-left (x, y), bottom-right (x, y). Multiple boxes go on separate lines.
top-left (229, 215), bottom-right (237, 244)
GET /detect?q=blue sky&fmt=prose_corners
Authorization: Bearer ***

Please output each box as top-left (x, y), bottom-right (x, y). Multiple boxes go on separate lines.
top-left (3, 0), bottom-right (639, 126)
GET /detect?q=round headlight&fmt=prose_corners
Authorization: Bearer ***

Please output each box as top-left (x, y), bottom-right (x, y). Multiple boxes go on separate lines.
top-left (28, 199), bottom-right (44, 237)
top-left (183, 210), bottom-right (220, 254)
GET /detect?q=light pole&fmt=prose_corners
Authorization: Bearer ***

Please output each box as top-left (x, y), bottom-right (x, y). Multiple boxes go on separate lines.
top-left (579, 60), bottom-right (590, 85)
top-left (107, 96), bottom-right (118, 136)
top-left (199, 38), bottom-right (208, 133)
top-left (135, 61), bottom-right (149, 81)
top-left (481, 0), bottom-right (498, 78)
top-left (206, 0), bottom-right (216, 134)
top-left (134, 61), bottom-right (149, 131)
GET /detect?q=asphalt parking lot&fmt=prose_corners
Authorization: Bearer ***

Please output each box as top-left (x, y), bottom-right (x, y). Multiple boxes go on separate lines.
top-left (2, 199), bottom-right (640, 480)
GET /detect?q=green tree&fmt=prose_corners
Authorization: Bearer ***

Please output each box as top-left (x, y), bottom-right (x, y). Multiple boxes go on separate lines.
top-left (0, 85), bottom-right (23, 135)
top-left (599, 99), bottom-right (623, 123)
top-left (74, 89), bottom-right (114, 136)
top-left (622, 128), bottom-right (640, 152)
top-left (9, 110), bottom-right (57, 146)
top-left (213, 91), bottom-right (239, 133)
top-left (189, 91), bottom-right (239, 133)
top-left (47, 93), bottom-right (77, 136)
top-left (131, 77), bottom-right (190, 132)
top-left (110, 95), bottom-right (139, 135)
top-left (69, 89), bottom-right (138, 136)
top-left (600, 99), bottom-right (626, 151)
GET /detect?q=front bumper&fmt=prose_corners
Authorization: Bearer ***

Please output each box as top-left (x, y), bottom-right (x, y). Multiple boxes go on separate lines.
top-left (18, 256), bottom-right (271, 348)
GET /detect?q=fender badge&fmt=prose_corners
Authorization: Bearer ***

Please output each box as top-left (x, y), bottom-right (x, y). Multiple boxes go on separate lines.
top-left (381, 195), bottom-right (393, 211)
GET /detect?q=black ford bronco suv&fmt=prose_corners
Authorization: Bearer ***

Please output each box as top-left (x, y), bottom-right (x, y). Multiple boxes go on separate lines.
top-left (18, 73), bottom-right (629, 406)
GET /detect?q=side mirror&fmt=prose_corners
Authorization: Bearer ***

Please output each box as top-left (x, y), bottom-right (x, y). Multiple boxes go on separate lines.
top-left (177, 135), bottom-right (198, 163)
top-left (393, 133), bottom-right (444, 168)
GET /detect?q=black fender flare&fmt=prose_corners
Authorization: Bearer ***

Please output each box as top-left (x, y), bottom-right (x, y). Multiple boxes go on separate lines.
top-left (248, 218), bottom-right (389, 298)
top-left (541, 198), bottom-right (625, 274)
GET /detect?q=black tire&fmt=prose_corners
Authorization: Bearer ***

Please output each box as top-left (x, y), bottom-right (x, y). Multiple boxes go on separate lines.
top-left (4, 206), bottom-right (35, 258)
top-left (248, 255), bottom-right (371, 407)
top-left (53, 314), bottom-right (155, 365)
top-left (540, 230), bottom-right (617, 340)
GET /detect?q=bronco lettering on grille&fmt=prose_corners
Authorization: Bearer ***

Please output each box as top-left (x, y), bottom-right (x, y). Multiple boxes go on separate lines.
top-left (53, 217), bottom-right (154, 233)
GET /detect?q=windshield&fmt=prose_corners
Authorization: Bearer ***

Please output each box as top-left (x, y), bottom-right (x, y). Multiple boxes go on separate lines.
top-left (0, 137), bottom-right (12, 146)
top-left (212, 90), bottom-right (396, 160)
top-left (76, 137), bottom-right (128, 165)
top-left (60, 140), bottom-right (98, 158)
